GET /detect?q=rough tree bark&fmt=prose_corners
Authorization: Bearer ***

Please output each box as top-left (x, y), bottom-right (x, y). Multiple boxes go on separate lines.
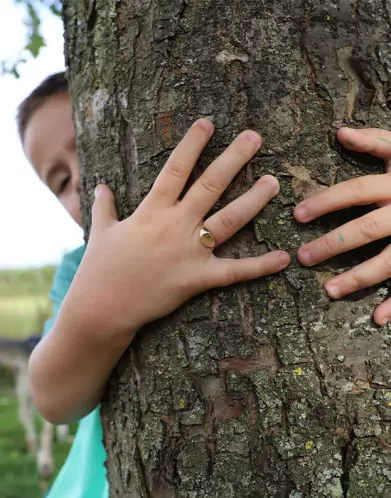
top-left (63, 1), bottom-right (391, 496)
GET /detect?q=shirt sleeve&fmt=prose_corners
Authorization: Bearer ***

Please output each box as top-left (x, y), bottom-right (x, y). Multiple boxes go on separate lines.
top-left (43, 245), bottom-right (85, 337)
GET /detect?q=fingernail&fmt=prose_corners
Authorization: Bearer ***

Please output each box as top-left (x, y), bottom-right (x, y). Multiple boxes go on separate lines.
top-left (262, 175), bottom-right (279, 189)
top-left (197, 118), bottom-right (213, 132)
top-left (295, 204), bottom-right (310, 222)
top-left (381, 318), bottom-right (389, 326)
top-left (298, 247), bottom-right (313, 266)
top-left (94, 185), bottom-right (102, 198)
top-left (325, 282), bottom-right (341, 299)
top-left (245, 131), bottom-right (261, 147)
top-left (279, 252), bottom-right (290, 266)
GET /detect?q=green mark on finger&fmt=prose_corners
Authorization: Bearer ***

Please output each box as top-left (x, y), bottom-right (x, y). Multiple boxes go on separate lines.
top-left (377, 137), bottom-right (391, 146)
top-left (339, 233), bottom-right (345, 243)
top-left (346, 140), bottom-right (355, 147)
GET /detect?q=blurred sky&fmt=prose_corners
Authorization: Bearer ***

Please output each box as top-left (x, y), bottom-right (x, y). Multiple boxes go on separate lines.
top-left (0, 0), bottom-right (83, 268)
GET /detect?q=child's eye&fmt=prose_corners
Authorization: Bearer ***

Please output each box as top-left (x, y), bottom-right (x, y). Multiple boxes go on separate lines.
top-left (58, 176), bottom-right (71, 195)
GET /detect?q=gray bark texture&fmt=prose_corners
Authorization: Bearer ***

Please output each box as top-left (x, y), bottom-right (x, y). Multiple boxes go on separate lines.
top-left (63, 1), bottom-right (391, 496)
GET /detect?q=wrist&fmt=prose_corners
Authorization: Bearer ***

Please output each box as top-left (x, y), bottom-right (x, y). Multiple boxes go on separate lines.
top-left (55, 285), bottom-right (140, 350)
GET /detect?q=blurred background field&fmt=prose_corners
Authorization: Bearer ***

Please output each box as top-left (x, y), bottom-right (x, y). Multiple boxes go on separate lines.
top-left (0, 396), bottom-right (74, 498)
top-left (0, 265), bottom-right (74, 498)
top-left (0, 1), bottom-right (84, 495)
top-left (0, 265), bottom-right (55, 338)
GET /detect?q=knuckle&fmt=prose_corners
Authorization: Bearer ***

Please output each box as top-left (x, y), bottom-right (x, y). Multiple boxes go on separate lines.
top-left (322, 234), bottom-right (335, 256)
top-left (227, 267), bottom-right (241, 285)
top-left (200, 175), bottom-right (223, 196)
top-left (346, 178), bottom-right (365, 202)
top-left (348, 272), bottom-right (361, 293)
top-left (219, 211), bottom-right (238, 233)
top-left (359, 217), bottom-right (380, 242)
top-left (381, 255), bottom-right (391, 276)
top-left (165, 159), bottom-right (186, 178)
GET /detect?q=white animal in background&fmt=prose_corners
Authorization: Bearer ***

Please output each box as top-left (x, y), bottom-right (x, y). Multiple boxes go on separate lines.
top-left (0, 335), bottom-right (69, 477)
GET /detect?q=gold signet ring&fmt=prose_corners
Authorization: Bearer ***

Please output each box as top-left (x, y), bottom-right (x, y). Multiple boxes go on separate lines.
top-left (200, 225), bottom-right (216, 249)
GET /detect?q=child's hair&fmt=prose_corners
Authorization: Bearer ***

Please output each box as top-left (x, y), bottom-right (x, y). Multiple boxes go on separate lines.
top-left (17, 71), bottom-right (68, 142)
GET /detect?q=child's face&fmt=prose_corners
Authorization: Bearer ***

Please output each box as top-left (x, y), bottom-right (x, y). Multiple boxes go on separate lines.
top-left (23, 92), bottom-right (82, 227)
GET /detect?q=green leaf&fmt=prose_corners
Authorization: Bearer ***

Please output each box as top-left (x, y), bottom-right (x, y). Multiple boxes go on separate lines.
top-left (11, 67), bottom-right (21, 79)
top-left (49, 2), bottom-right (62, 17)
top-left (1, 60), bottom-right (21, 79)
top-left (1, 0), bottom-right (60, 77)
top-left (25, 3), bottom-right (40, 31)
top-left (25, 33), bottom-right (45, 58)
top-left (24, 3), bottom-right (45, 58)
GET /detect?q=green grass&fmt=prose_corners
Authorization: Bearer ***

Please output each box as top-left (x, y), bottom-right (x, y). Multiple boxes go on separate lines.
top-left (0, 389), bottom-right (74, 498)
top-left (0, 265), bottom-right (73, 496)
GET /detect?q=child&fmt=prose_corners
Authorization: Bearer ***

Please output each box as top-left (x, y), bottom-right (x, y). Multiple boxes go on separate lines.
top-left (19, 72), bottom-right (391, 497)
top-left (20, 72), bottom-right (290, 497)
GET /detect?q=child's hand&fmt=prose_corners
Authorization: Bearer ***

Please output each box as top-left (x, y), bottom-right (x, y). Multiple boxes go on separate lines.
top-left (30, 119), bottom-right (290, 424)
top-left (294, 128), bottom-right (391, 325)
top-left (71, 119), bottom-right (290, 336)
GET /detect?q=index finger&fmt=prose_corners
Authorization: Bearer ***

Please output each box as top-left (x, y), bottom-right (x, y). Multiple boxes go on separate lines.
top-left (294, 174), bottom-right (391, 223)
top-left (147, 119), bottom-right (214, 206)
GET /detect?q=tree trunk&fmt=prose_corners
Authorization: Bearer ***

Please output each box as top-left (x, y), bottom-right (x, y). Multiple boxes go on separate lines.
top-left (63, 1), bottom-right (391, 496)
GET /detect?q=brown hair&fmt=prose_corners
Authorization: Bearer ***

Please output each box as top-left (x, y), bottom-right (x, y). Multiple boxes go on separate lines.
top-left (17, 71), bottom-right (68, 142)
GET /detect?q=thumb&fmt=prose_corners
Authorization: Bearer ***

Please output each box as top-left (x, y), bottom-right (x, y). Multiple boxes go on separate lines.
top-left (91, 184), bottom-right (118, 230)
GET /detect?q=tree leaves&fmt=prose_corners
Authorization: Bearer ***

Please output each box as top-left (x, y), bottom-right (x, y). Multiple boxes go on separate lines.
top-left (1, 0), bottom-right (62, 78)
top-left (24, 2), bottom-right (46, 58)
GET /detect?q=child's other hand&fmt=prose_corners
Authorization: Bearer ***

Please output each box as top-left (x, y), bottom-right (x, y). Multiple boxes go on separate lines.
top-left (294, 128), bottom-right (391, 325)
top-left (70, 119), bottom-right (290, 337)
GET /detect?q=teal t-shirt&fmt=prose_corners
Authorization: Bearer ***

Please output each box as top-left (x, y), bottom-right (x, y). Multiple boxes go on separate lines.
top-left (43, 246), bottom-right (109, 498)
